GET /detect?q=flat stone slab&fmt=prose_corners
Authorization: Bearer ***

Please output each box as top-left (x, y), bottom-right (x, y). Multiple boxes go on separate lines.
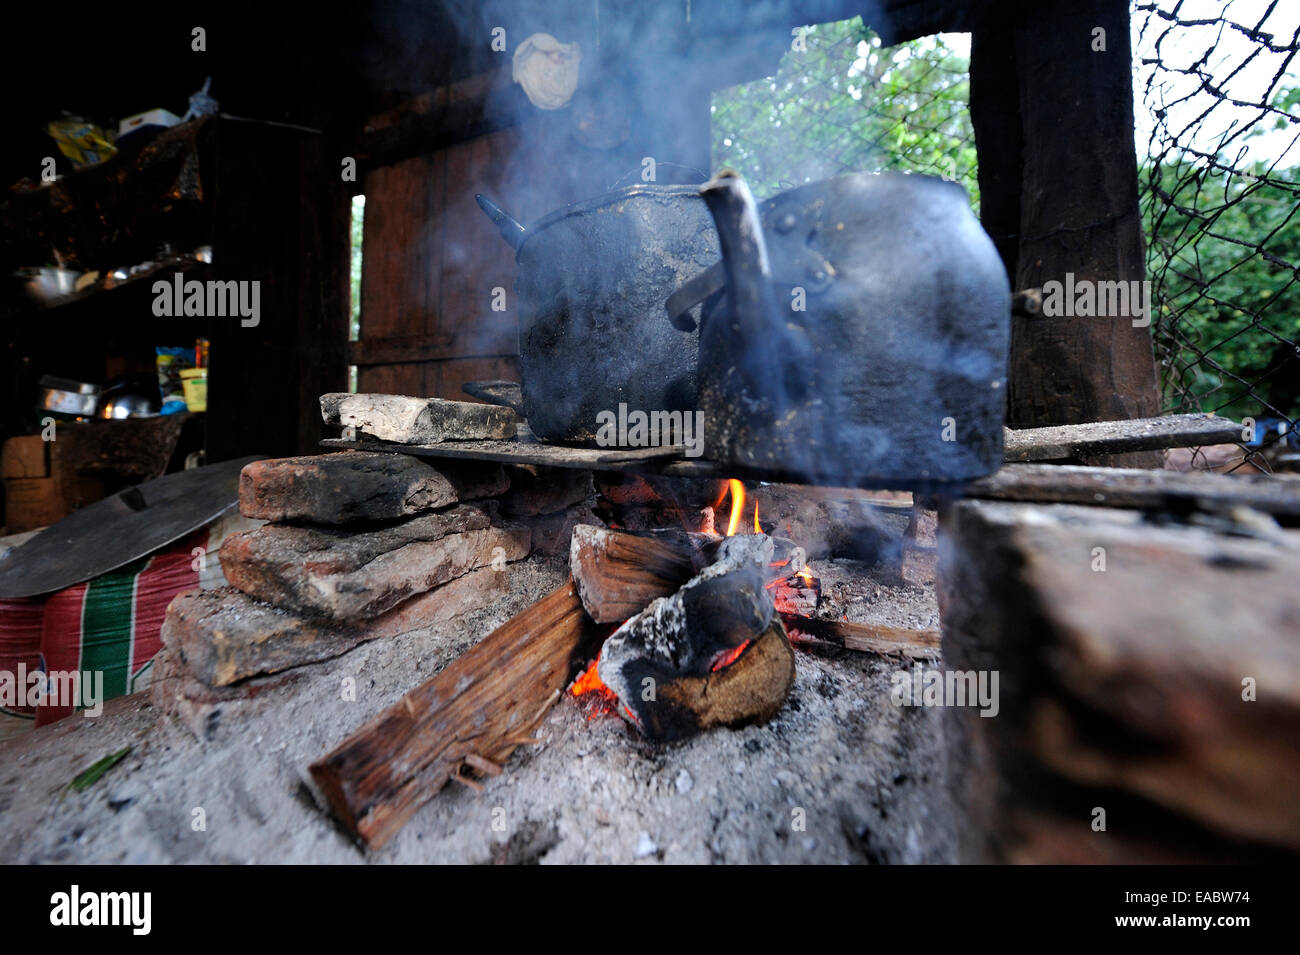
top-left (321, 393), bottom-right (517, 444)
top-left (220, 505), bottom-right (530, 618)
top-left (239, 452), bottom-right (508, 524)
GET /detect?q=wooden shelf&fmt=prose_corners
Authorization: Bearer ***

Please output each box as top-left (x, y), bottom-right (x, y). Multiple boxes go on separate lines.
top-left (321, 412), bottom-right (1246, 492)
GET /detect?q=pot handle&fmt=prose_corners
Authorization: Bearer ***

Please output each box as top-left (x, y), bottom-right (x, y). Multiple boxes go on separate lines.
top-left (665, 260), bottom-right (726, 331)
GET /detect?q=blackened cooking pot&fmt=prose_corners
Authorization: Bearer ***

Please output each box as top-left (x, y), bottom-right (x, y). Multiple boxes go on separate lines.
top-left (691, 170), bottom-right (1011, 487)
top-left (479, 185), bottom-right (719, 444)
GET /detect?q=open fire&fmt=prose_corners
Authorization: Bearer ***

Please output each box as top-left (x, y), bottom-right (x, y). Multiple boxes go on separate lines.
top-left (570, 478), bottom-right (819, 740)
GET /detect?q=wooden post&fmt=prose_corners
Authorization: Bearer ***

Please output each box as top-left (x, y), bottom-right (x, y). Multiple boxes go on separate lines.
top-left (971, 0), bottom-right (1161, 465)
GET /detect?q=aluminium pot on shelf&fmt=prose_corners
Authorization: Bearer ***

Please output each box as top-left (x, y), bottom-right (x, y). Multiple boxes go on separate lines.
top-left (477, 185), bottom-right (719, 444)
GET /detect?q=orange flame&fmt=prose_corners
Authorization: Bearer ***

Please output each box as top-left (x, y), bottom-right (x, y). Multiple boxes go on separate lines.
top-left (725, 479), bottom-right (745, 536)
top-left (797, 565), bottom-right (815, 587)
top-left (753, 499), bottom-right (762, 534)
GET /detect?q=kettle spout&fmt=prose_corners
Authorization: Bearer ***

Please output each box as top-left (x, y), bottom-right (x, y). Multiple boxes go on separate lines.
top-left (700, 171), bottom-right (812, 403)
top-left (699, 171), bottom-right (778, 340)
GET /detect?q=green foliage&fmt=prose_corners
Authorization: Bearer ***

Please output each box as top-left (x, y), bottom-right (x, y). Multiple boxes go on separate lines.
top-left (350, 195), bottom-right (365, 343)
top-left (1145, 156), bottom-right (1300, 421)
top-left (68, 746), bottom-right (131, 793)
top-left (349, 194), bottom-right (365, 393)
top-left (711, 18), bottom-right (978, 207)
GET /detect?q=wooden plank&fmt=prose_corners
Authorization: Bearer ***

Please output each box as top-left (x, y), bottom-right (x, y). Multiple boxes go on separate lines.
top-left (309, 581), bottom-right (593, 850)
top-left (781, 615), bottom-right (941, 661)
top-left (966, 463), bottom-right (1300, 522)
top-left (321, 412), bottom-right (1246, 489)
top-left (348, 334), bottom-right (458, 367)
top-left (1003, 413), bottom-right (1241, 462)
top-left (321, 436), bottom-right (685, 469)
top-left (357, 153), bottom-right (438, 396)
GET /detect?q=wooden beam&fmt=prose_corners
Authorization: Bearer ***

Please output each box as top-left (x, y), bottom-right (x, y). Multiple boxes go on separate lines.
top-left (357, 69), bottom-right (528, 168)
top-left (309, 581), bottom-right (593, 850)
top-left (1004, 413), bottom-right (1242, 462)
top-left (965, 464), bottom-right (1300, 523)
top-left (782, 614), bottom-right (941, 660)
top-left (347, 333), bottom-right (516, 368)
top-left (996, 0), bottom-right (1161, 463)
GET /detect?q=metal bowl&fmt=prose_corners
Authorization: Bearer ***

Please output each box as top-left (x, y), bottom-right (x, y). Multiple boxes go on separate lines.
top-left (15, 267), bottom-right (82, 306)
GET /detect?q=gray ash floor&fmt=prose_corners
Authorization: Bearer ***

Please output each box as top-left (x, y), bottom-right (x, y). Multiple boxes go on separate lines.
top-left (0, 555), bottom-right (956, 864)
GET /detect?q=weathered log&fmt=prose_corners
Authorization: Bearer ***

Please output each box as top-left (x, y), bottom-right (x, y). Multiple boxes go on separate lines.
top-left (597, 534), bottom-right (781, 739)
top-left (1003, 413), bottom-right (1241, 463)
top-left (771, 576), bottom-right (820, 616)
top-left (569, 525), bottom-right (714, 623)
top-left (643, 617), bottom-right (796, 741)
top-left (782, 614), bottom-right (940, 661)
top-left (964, 463), bottom-right (1300, 523)
top-left (941, 498), bottom-right (1300, 859)
top-left (321, 392), bottom-right (517, 443)
top-left (309, 581), bottom-right (594, 849)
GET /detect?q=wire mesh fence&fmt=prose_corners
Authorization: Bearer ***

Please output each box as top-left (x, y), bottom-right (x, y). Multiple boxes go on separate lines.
top-left (711, 5), bottom-right (1300, 472)
top-left (1136, 0), bottom-right (1300, 471)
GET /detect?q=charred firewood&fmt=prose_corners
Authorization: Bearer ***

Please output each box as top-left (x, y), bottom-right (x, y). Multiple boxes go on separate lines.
top-left (596, 534), bottom-right (795, 740)
top-left (309, 582), bottom-right (596, 850)
top-left (569, 524), bottom-right (717, 623)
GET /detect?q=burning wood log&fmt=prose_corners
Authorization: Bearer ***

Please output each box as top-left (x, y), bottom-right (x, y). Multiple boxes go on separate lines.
top-left (594, 534), bottom-right (796, 740)
top-left (771, 569), bottom-right (819, 616)
top-left (569, 524), bottom-right (715, 623)
top-left (782, 614), bottom-right (940, 661)
top-left (309, 582), bottom-right (595, 850)
top-left (640, 617), bottom-right (795, 737)
top-left (570, 524), bottom-right (809, 623)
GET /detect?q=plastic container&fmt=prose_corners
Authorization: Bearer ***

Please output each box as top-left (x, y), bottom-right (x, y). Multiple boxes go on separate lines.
top-left (179, 368), bottom-right (207, 411)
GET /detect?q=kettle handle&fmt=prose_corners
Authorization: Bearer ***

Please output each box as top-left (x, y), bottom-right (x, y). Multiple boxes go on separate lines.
top-left (665, 261), bottom-right (726, 331)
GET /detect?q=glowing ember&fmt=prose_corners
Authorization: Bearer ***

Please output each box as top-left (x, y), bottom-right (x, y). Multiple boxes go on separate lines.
top-left (710, 640), bottom-right (750, 671)
top-left (571, 654), bottom-right (616, 701)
